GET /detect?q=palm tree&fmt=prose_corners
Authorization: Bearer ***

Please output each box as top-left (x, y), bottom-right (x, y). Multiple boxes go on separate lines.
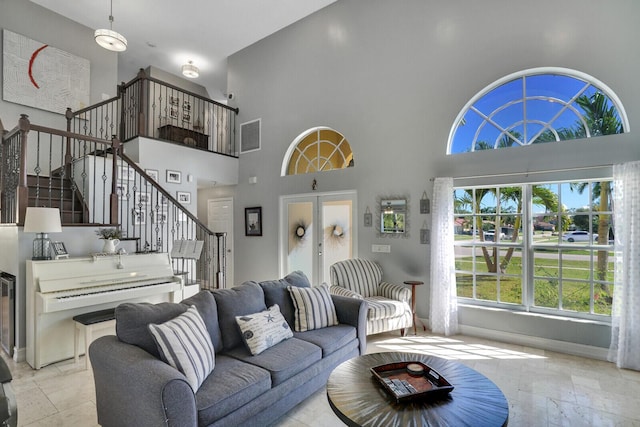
top-left (568, 91), bottom-right (622, 294)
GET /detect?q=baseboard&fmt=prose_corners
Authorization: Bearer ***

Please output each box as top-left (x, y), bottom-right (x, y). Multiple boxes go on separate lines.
top-left (458, 324), bottom-right (610, 361)
top-left (13, 346), bottom-right (26, 363)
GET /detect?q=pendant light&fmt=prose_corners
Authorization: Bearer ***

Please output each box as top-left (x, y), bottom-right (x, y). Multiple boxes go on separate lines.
top-left (182, 61), bottom-right (200, 78)
top-left (95, 0), bottom-right (127, 52)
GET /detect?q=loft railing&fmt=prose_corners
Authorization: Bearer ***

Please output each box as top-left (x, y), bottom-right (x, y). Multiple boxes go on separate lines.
top-left (0, 114), bottom-right (226, 289)
top-left (67, 69), bottom-right (239, 157)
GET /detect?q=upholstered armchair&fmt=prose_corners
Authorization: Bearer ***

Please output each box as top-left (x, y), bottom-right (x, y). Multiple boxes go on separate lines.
top-left (329, 258), bottom-right (412, 335)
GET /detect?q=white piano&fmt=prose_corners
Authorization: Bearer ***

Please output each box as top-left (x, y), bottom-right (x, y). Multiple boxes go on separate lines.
top-left (26, 253), bottom-right (183, 369)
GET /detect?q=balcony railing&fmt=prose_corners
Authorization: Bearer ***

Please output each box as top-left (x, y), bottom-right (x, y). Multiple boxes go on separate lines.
top-left (67, 68), bottom-right (239, 157)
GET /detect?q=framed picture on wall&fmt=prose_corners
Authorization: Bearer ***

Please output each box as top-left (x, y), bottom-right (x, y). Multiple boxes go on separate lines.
top-left (145, 169), bottom-right (159, 181)
top-left (166, 170), bottom-right (181, 184)
top-left (177, 191), bottom-right (191, 204)
top-left (245, 207), bottom-right (262, 236)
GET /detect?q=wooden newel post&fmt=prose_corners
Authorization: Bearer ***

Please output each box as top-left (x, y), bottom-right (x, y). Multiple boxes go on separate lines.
top-left (110, 136), bottom-right (121, 225)
top-left (137, 68), bottom-right (148, 137)
top-left (17, 114), bottom-right (30, 224)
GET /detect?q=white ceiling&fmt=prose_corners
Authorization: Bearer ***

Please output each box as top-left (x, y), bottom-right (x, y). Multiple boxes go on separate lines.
top-left (30, 0), bottom-right (337, 100)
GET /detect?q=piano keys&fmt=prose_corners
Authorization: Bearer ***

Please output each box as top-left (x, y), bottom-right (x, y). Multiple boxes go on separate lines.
top-left (26, 253), bottom-right (183, 369)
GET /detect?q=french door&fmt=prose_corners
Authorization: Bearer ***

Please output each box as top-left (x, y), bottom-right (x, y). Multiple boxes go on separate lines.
top-left (280, 191), bottom-right (357, 285)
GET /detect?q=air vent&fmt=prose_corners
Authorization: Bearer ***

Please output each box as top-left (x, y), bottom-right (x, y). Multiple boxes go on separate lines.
top-left (240, 118), bottom-right (261, 153)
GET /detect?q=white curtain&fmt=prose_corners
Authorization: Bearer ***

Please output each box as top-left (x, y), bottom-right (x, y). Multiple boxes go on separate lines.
top-left (430, 177), bottom-right (458, 336)
top-left (609, 161), bottom-right (640, 370)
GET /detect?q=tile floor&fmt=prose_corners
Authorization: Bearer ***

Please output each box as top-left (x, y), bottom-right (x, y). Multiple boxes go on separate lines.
top-left (5, 331), bottom-right (640, 426)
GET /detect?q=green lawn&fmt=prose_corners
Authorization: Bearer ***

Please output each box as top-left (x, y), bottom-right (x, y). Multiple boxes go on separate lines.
top-left (456, 254), bottom-right (613, 315)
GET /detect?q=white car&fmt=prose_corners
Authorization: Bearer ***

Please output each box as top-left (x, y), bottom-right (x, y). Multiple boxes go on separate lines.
top-left (484, 230), bottom-right (506, 241)
top-left (562, 231), bottom-right (598, 242)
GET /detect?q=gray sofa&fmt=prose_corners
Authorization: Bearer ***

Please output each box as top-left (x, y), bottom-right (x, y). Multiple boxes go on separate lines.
top-left (89, 271), bottom-right (367, 427)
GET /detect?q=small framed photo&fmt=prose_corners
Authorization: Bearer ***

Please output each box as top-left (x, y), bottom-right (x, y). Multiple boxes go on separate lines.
top-left (118, 164), bottom-right (135, 182)
top-left (146, 169), bottom-right (159, 181)
top-left (245, 206), bottom-right (262, 236)
top-left (169, 96), bottom-right (180, 106)
top-left (51, 241), bottom-right (69, 259)
top-left (154, 210), bottom-right (168, 224)
top-left (116, 184), bottom-right (127, 200)
top-left (170, 107), bottom-right (179, 119)
top-left (177, 191), bottom-right (191, 204)
top-left (135, 191), bottom-right (151, 206)
top-left (167, 170), bottom-right (181, 184)
top-left (132, 209), bottom-right (146, 225)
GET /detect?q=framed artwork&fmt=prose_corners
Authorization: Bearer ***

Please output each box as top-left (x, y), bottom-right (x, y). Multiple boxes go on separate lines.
top-left (177, 191), bottom-right (191, 204)
top-left (2, 30), bottom-right (90, 114)
top-left (154, 210), bottom-right (168, 224)
top-left (170, 107), bottom-right (178, 119)
top-left (135, 191), bottom-right (151, 205)
top-left (116, 184), bottom-right (127, 200)
top-left (132, 209), bottom-right (146, 225)
top-left (169, 96), bottom-right (180, 106)
top-left (51, 241), bottom-right (69, 259)
top-left (145, 169), bottom-right (159, 181)
top-left (245, 206), bottom-right (262, 236)
top-left (166, 170), bottom-right (181, 184)
top-left (119, 165), bottom-right (135, 181)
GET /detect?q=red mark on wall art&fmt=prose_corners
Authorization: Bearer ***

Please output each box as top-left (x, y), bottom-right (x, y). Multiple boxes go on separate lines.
top-left (28, 44), bottom-right (49, 89)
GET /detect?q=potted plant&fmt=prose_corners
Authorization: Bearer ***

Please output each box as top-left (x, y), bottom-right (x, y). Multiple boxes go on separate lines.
top-left (95, 228), bottom-right (122, 253)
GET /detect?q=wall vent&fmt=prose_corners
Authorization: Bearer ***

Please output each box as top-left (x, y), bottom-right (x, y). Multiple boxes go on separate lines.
top-left (240, 118), bottom-right (261, 153)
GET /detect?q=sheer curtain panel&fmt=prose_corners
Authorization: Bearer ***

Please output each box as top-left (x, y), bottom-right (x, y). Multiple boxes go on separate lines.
top-left (609, 160), bottom-right (640, 370)
top-left (429, 177), bottom-right (458, 336)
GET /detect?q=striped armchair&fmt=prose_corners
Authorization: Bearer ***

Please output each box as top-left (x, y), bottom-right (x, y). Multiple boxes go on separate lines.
top-left (329, 258), bottom-right (412, 336)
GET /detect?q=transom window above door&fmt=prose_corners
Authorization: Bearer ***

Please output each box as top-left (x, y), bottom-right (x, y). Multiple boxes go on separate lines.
top-left (281, 127), bottom-right (354, 176)
top-left (448, 67), bottom-right (629, 154)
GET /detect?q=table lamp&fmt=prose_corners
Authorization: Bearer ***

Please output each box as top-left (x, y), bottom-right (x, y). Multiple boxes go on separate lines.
top-left (23, 207), bottom-right (62, 260)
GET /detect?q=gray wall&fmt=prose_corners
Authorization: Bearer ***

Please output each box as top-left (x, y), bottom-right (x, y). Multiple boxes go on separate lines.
top-left (0, 0), bottom-right (118, 129)
top-left (226, 0), bottom-right (640, 351)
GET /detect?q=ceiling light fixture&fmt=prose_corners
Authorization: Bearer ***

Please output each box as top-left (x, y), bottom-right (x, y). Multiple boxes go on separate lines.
top-left (95, 0), bottom-right (127, 52)
top-left (182, 61), bottom-right (200, 78)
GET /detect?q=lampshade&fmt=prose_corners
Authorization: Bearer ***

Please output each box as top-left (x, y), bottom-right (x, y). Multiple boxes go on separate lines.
top-left (24, 207), bottom-right (62, 233)
top-left (24, 207), bottom-right (62, 261)
top-left (182, 61), bottom-right (199, 78)
top-left (95, 0), bottom-right (127, 52)
top-left (95, 28), bottom-right (127, 52)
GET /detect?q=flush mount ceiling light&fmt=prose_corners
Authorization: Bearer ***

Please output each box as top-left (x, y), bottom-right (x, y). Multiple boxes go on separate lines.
top-left (182, 61), bottom-right (200, 78)
top-left (95, 0), bottom-right (127, 52)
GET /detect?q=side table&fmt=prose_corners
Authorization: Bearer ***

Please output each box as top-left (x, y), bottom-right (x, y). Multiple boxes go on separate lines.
top-left (404, 280), bottom-right (427, 335)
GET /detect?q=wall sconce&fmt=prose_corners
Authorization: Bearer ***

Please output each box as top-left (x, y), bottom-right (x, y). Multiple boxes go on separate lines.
top-left (364, 206), bottom-right (372, 227)
top-left (23, 207), bottom-right (62, 260)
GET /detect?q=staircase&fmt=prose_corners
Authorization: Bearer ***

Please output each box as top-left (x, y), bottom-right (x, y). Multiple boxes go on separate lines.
top-left (27, 174), bottom-right (88, 224)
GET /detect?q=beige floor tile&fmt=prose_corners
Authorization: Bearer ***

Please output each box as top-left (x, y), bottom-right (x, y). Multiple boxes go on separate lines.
top-left (3, 331), bottom-right (640, 426)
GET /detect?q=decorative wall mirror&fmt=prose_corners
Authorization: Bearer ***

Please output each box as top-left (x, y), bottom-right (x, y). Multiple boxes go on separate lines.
top-left (376, 196), bottom-right (409, 238)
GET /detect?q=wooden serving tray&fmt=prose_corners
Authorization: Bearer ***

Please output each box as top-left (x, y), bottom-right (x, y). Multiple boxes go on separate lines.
top-left (370, 361), bottom-right (454, 402)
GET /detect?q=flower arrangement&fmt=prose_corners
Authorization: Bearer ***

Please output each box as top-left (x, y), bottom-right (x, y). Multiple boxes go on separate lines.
top-left (95, 227), bottom-right (122, 240)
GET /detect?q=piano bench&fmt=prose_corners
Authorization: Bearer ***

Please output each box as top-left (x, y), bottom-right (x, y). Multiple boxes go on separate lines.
top-left (73, 308), bottom-right (116, 370)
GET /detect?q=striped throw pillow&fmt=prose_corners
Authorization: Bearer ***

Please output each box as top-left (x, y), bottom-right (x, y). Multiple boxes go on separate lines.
top-left (288, 283), bottom-right (339, 332)
top-left (148, 305), bottom-right (215, 392)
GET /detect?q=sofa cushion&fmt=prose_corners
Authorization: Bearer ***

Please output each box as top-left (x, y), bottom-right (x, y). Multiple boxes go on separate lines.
top-left (288, 284), bottom-right (339, 332)
top-left (259, 270), bottom-right (311, 326)
top-left (116, 290), bottom-right (220, 358)
top-left (365, 296), bottom-right (409, 320)
top-left (225, 337), bottom-right (321, 386)
top-left (294, 324), bottom-right (356, 357)
top-left (148, 305), bottom-right (215, 392)
top-left (182, 291), bottom-right (223, 352)
top-left (236, 304), bottom-right (293, 355)
top-left (196, 354), bottom-right (271, 426)
top-left (116, 302), bottom-right (187, 358)
top-left (212, 281), bottom-right (267, 351)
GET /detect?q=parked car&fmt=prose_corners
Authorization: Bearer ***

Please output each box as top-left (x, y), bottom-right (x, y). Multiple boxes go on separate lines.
top-left (562, 231), bottom-right (598, 242)
top-left (484, 229), bottom-right (506, 241)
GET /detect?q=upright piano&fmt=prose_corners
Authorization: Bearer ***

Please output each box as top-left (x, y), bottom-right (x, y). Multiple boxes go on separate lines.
top-left (26, 253), bottom-right (183, 369)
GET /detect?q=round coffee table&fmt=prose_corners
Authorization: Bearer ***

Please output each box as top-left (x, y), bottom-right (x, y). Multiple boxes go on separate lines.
top-left (327, 352), bottom-right (509, 426)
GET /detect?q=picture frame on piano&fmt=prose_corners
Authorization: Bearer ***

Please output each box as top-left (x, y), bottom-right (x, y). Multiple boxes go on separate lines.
top-left (51, 241), bottom-right (69, 259)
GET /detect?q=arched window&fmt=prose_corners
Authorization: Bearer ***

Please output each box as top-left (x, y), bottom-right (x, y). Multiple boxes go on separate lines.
top-left (448, 67), bottom-right (629, 154)
top-left (281, 127), bottom-right (354, 176)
